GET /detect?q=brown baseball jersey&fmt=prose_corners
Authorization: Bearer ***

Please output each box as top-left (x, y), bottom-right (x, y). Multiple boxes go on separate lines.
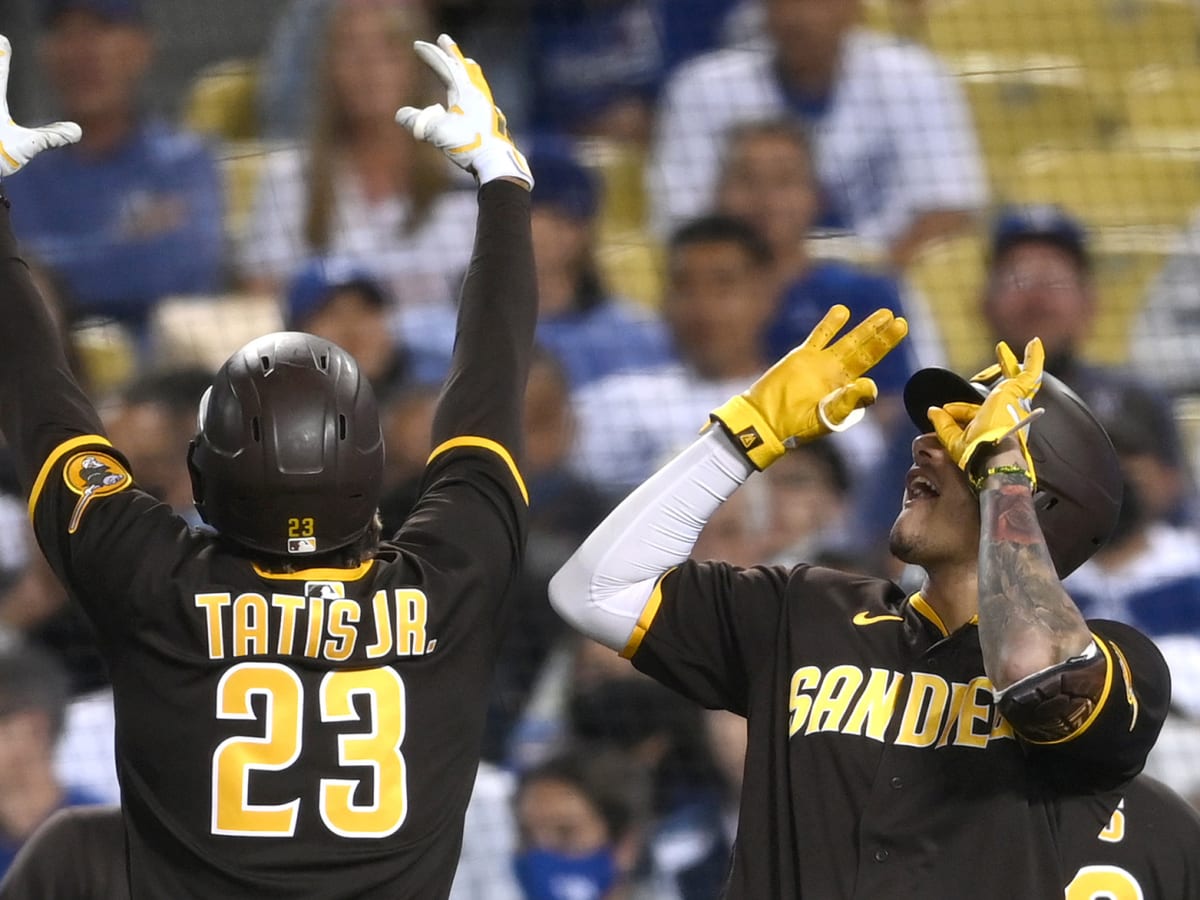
top-left (0, 182), bottom-right (536, 899)
top-left (627, 562), bottom-right (1171, 899)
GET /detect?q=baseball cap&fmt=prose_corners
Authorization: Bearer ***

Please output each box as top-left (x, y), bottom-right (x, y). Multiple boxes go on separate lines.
top-left (529, 146), bottom-right (600, 221)
top-left (284, 258), bottom-right (389, 330)
top-left (41, 0), bottom-right (146, 25)
top-left (990, 204), bottom-right (1090, 271)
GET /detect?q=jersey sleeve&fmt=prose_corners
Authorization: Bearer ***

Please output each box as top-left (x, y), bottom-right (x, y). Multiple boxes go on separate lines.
top-left (626, 560), bottom-right (789, 715)
top-left (28, 435), bottom-right (191, 643)
top-left (1025, 619), bottom-right (1171, 788)
top-left (390, 439), bottom-right (528, 613)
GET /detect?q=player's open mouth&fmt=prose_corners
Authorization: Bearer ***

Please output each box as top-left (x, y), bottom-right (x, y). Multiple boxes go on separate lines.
top-left (904, 469), bottom-right (940, 505)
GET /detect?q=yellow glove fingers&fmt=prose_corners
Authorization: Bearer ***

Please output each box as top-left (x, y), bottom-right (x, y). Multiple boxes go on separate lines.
top-left (927, 406), bottom-right (964, 451)
top-left (800, 304), bottom-right (851, 351)
top-left (996, 341), bottom-right (1021, 379)
top-left (820, 378), bottom-right (878, 430)
top-left (941, 401), bottom-right (981, 424)
top-left (832, 311), bottom-right (908, 376)
top-left (1019, 337), bottom-right (1045, 396)
top-left (969, 362), bottom-right (1001, 384)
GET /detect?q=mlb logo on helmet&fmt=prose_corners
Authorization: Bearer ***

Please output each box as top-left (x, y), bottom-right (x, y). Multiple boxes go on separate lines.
top-left (289, 537), bottom-right (317, 554)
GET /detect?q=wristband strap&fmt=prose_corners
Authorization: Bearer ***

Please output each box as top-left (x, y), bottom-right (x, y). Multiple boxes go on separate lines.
top-left (971, 464), bottom-right (1034, 493)
top-left (709, 395), bottom-right (786, 470)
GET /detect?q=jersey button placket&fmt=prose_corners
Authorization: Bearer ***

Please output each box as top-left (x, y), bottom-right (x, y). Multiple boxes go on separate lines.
top-left (890, 776), bottom-right (903, 789)
top-left (873, 848), bottom-right (889, 863)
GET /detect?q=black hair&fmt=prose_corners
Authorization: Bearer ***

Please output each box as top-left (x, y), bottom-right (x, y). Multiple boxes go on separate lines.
top-left (121, 367), bottom-right (215, 418)
top-left (0, 638), bottom-right (70, 744)
top-left (516, 748), bottom-right (650, 842)
top-left (668, 214), bottom-right (774, 269)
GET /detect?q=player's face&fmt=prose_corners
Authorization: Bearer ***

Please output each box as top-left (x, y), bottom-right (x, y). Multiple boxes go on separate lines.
top-left (888, 433), bottom-right (980, 569)
top-left (517, 777), bottom-right (610, 855)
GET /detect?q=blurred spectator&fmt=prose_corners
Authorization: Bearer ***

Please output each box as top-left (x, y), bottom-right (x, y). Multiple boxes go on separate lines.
top-left (648, 709), bottom-right (745, 900)
top-left (5, 0), bottom-right (224, 331)
top-left (762, 441), bottom-right (851, 564)
top-left (484, 350), bottom-right (612, 760)
top-left (571, 214), bottom-right (881, 496)
top-left (102, 367), bottom-right (213, 523)
top-left (648, 0), bottom-right (986, 267)
top-left (0, 639), bottom-right (100, 879)
top-left (513, 750), bottom-right (657, 900)
top-left (529, 145), bottom-right (671, 388)
top-left (714, 118), bottom-right (919, 396)
top-left (1130, 211), bottom-right (1200, 397)
top-left (1064, 406), bottom-right (1200, 718)
top-left (282, 257), bottom-right (453, 392)
top-left (982, 205), bottom-right (1192, 517)
top-left (450, 763), bottom-right (523, 900)
top-left (240, 0), bottom-right (477, 318)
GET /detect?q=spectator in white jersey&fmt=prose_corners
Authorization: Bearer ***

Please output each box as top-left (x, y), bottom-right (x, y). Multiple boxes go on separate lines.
top-left (647, 0), bottom-right (986, 268)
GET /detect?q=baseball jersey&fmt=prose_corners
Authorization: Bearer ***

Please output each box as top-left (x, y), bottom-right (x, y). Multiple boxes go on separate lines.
top-left (628, 562), bottom-right (1171, 899)
top-left (0, 181), bottom-right (537, 899)
top-left (1059, 775), bottom-right (1200, 900)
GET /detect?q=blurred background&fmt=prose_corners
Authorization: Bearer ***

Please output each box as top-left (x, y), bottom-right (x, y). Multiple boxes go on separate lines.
top-left (2, 0), bottom-right (1200, 896)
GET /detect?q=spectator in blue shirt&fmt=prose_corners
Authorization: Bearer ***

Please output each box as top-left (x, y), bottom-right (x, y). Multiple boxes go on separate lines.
top-left (530, 144), bottom-right (672, 388)
top-left (5, 0), bottom-right (223, 331)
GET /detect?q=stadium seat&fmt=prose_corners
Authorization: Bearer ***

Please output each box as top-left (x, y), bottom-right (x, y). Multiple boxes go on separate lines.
top-left (962, 73), bottom-right (1112, 184)
top-left (215, 141), bottom-right (266, 245)
top-left (1124, 66), bottom-right (1200, 151)
top-left (183, 59), bottom-right (260, 142)
top-left (1001, 146), bottom-right (1200, 231)
top-left (1083, 241), bottom-right (1169, 364)
top-left (576, 138), bottom-right (650, 237)
top-left (149, 293), bottom-right (283, 372)
top-left (596, 230), bottom-right (665, 311)
top-left (904, 232), bottom-right (993, 372)
top-left (926, 0), bottom-right (1200, 81)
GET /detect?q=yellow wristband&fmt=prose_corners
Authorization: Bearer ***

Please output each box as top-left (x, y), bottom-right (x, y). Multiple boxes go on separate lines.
top-left (971, 464), bottom-right (1034, 493)
top-left (709, 395), bottom-right (786, 470)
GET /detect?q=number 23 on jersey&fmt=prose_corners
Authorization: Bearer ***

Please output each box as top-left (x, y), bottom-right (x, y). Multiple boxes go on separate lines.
top-left (212, 661), bottom-right (407, 838)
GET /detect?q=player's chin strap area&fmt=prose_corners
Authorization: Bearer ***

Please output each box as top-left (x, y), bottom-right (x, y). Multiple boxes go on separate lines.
top-left (994, 640), bottom-right (1106, 743)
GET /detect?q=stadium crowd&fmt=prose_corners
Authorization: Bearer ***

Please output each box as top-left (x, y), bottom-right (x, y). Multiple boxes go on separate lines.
top-left (2, 0), bottom-right (1200, 896)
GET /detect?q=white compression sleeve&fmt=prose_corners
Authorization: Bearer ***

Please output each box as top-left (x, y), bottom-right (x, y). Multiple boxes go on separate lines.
top-left (549, 427), bottom-right (755, 652)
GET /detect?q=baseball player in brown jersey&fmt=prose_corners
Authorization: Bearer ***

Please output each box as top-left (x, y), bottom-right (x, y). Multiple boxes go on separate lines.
top-left (550, 306), bottom-right (1172, 899)
top-left (0, 33), bottom-right (536, 899)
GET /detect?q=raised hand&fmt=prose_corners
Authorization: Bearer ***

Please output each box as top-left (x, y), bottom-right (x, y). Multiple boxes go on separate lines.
top-left (0, 36), bottom-right (81, 177)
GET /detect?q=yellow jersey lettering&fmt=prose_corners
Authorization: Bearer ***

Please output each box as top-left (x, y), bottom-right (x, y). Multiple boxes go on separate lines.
top-left (394, 590), bottom-right (428, 656)
top-left (805, 665), bottom-right (864, 735)
top-left (366, 590), bottom-right (394, 659)
top-left (272, 594), bottom-right (306, 655)
top-left (324, 599), bottom-right (360, 662)
top-left (895, 673), bottom-right (950, 748)
top-left (232, 593), bottom-right (270, 657)
top-left (1100, 799), bottom-right (1126, 843)
top-left (788, 666), bottom-right (822, 737)
top-left (952, 677), bottom-right (995, 749)
top-left (304, 597), bottom-right (325, 659)
top-left (843, 668), bottom-right (904, 742)
top-left (195, 593), bottom-right (231, 660)
top-left (936, 682), bottom-right (969, 748)
top-left (989, 709), bottom-right (1016, 742)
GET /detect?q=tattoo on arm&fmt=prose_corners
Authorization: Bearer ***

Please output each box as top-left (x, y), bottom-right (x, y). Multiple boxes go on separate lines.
top-left (977, 474), bottom-right (1092, 689)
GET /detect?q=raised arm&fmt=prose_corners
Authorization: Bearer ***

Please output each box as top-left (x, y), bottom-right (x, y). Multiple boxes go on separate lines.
top-left (0, 36), bottom-right (102, 493)
top-left (395, 34), bottom-right (535, 461)
top-left (551, 305), bottom-right (908, 650)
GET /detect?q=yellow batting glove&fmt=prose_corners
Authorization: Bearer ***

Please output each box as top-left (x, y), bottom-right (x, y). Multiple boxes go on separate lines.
top-left (395, 34), bottom-right (532, 188)
top-left (711, 305), bottom-right (908, 469)
top-left (926, 337), bottom-right (1045, 482)
top-left (0, 36), bottom-right (80, 177)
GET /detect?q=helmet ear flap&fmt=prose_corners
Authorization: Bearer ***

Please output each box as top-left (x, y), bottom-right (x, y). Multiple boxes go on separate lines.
top-left (186, 439), bottom-right (210, 525)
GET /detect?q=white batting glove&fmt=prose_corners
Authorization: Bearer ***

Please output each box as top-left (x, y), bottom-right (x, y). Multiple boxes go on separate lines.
top-left (395, 34), bottom-right (532, 189)
top-left (0, 36), bottom-right (81, 178)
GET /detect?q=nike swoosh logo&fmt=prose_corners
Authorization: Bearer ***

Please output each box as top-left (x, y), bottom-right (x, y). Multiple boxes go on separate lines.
top-left (853, 611), bottom-right (905, 626)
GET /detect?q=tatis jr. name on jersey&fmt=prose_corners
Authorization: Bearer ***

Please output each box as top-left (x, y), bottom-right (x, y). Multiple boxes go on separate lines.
top-left (789, 665), bottom-right (1015, 748)
top-left (193, 584), bottom-right (434, 662)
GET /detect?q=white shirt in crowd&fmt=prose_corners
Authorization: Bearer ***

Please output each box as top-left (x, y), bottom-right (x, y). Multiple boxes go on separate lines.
top-left (238, 146), bottom-right (478, 312)
top-left (648, 28), bottom-right (987, 251)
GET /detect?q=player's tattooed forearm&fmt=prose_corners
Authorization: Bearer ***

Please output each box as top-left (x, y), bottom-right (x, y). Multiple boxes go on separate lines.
top-left (977, 482), bottom-right (1091, 681)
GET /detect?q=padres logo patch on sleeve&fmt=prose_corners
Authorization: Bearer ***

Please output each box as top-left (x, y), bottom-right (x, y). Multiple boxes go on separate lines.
top-left (62, 450), bottom-right (132, 534)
